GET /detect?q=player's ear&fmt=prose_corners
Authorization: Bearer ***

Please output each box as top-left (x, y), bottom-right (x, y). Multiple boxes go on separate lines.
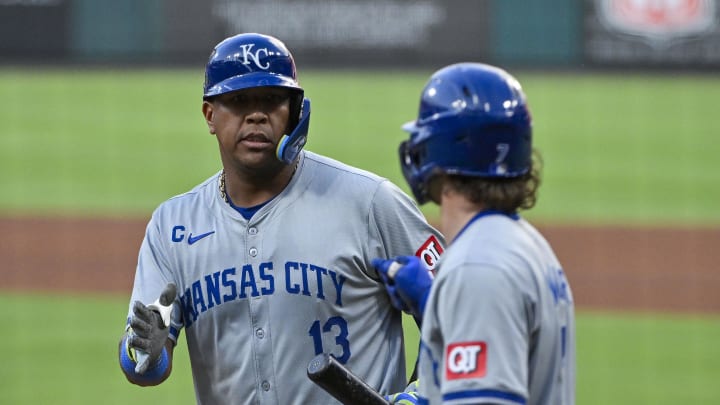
top-left (202, 100), bottom-right (216, 134)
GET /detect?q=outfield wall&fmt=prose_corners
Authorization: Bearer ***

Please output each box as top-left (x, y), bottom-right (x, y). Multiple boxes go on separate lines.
top-left (1, 0), bottom-right (719, 69)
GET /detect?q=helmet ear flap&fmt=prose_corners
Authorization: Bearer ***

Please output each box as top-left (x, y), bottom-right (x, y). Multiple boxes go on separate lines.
top-left (399, 138), bottom-right (432, 204)
top-left (276, 98), bottom-right (311, 164)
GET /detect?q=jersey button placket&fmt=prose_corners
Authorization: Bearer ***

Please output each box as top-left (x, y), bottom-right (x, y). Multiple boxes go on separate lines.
top-left (247, 225), bottom-right (258, 258)
top-left (246, 223), bottom-right (276, 402)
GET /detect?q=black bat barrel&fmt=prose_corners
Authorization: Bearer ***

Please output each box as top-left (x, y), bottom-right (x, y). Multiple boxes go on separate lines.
top-left (307, 353), bottom-right (390, 405)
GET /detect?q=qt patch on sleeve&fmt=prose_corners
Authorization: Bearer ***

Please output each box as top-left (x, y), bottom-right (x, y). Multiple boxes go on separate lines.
top-left (446, 341), bottom-right (487, 380)
top-left (415, 235), bottom-right (444, 272)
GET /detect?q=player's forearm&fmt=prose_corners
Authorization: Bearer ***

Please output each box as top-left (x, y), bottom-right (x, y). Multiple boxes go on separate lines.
top-left (119, 339), bottom-right (174, 386)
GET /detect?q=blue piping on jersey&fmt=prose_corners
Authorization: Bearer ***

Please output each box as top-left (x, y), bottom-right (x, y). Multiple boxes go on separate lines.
top-left (169, 326), bottom-right (179, 340)
top-left (443, 389), bottom-right (527, 404)
top-left (455, 210), bottom-right (520, 241)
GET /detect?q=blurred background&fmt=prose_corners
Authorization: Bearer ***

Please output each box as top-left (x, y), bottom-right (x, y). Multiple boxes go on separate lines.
top-left (1, 0), bottom-right (719, 404)
top-left (5, 0), bottom-right (720, 69)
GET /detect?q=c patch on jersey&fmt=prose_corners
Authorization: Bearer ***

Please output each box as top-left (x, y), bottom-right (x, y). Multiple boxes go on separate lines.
top-left (415, 235), bottom-right (443, 272)
top-left (446, 341), bottom-right (487, 380)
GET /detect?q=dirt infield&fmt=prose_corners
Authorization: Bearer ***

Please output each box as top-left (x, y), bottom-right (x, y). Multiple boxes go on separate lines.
top-left (1, 216), bottom-right (718, 314)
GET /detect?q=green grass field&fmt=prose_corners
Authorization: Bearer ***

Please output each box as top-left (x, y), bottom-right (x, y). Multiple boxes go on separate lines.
top-left (1, 69), bottom-right (719, 404)
top-left (1, 293), bottom-right (718, 404)
top-left (0, 68), bottom-right (718, 225)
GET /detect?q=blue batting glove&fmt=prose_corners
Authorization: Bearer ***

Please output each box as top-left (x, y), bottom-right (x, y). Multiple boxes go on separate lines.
top-left (372, 256), bottom-right (432, 319)
top-left (385, 392), bottom-right (419, 404)
top-left (373, 258), bottom-right (410, 313)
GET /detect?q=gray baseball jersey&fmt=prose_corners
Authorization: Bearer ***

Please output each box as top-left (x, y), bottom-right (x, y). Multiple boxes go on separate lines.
top-left (417, 212), bottom-right (574, 405)
top-left (126, 150), bottom-right (444, 405)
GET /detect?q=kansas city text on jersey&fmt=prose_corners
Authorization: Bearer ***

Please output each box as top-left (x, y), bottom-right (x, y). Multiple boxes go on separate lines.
top-left (180, 261), bottom-right (347, 328)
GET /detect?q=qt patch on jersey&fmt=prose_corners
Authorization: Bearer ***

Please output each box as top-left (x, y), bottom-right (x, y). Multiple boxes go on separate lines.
top-left (415, 235), bottom-right (443, 272)
top-left (446, 341), bottom-right (487, 380)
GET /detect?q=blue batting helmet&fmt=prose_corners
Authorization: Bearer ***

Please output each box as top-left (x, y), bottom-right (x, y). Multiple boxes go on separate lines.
top-left (399, 63), bottom-right (532, 204)
top-left (203, 33), bottom-right (310, 164)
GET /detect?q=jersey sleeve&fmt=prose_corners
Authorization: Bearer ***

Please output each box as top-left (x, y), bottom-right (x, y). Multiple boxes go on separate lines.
top-left (126, 211), bottom-right (182, 343)
top-left (433, 263), bottom-right (532, 404)
top-left (367, 180), bottom-right (445, 277)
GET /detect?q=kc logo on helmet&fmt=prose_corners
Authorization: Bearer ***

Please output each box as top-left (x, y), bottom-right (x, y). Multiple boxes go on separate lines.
top-left (446, 341), bottom-right (487, 380)
top-left (238, 44), bottom-right (270, 70)
top-left (415, 235), bottom-right (444, 272)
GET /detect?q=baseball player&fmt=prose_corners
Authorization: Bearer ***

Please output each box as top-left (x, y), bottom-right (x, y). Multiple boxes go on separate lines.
top-left (373, 63), bottom-right (575, 404)
top-left (117, 33), bottom-right (445, 404)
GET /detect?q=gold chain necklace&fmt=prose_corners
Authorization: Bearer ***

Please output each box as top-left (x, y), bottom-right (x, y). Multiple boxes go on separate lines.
top-left (219, 161), bottom-right (299, 204)
top-left (219, 170), bottom-right (228, 203)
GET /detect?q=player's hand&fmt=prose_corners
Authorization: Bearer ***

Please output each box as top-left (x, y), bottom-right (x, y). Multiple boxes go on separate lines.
top-left (127, 283), bottom-right (176, 374)
top-left (385, 380), bottom-right (420, 404)
top-left (372, 256), bottom-right (432, 320)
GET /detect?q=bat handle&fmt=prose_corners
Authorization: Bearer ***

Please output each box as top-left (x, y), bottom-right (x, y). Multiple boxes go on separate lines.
top-left (308, 353), bottom-right (390, 405)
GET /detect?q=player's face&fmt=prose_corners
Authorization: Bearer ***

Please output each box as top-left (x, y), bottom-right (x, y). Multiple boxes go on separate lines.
top-left (203, 87), bottom-right (292, 173)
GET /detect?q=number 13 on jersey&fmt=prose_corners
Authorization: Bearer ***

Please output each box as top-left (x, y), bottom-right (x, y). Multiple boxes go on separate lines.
top-left (309, 316), bottom-right (351, 364)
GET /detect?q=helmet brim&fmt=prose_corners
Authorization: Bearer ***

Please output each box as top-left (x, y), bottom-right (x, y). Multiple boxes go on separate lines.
top-left (204, 72), bottom-right (302, 99)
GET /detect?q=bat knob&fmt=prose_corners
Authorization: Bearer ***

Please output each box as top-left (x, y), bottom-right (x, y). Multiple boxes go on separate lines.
top-left (307, 353), bottom-right (331, 379)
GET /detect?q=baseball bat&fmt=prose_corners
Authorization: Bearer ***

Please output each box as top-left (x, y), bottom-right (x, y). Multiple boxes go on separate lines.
top-left (307, 353), bottom-right (390, 405)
